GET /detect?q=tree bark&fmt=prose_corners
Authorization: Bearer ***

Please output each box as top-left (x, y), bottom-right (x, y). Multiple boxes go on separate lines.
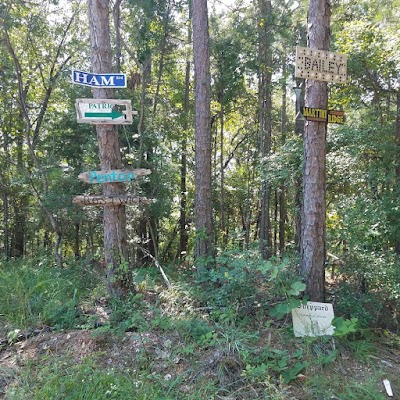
top-left (300, 0), bottom-right (331, 301)
top-left (279, 57), bottom-right (287, 256)
top-left (153, 0), bottom-right (172, 115)
top-left (395, 91), bottom-right (400, 254)
top-left (88, 0), bottom-right (130, 298)
top-left (2, 188), bottom-right (9, 260)
top-left (220, 101), bottom-right (226, 246)
top-left (12, 128), bottom-right (26, 258)
top-left (294, 80), bottom-right (305, 252)
top-left (192, 0), bottom-right (213, 269)
top-left (112, 0), bottom-right (122, 72)
top-left (178, 2), bottom-right (192, 260)
top-left (258, 0), bottom-right (273, 260)
top-left (1, 126), bottom-right (10, 259)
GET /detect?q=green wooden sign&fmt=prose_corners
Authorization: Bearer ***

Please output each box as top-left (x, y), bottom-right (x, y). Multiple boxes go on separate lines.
top-left (78, 169), bottom-right (151, 184)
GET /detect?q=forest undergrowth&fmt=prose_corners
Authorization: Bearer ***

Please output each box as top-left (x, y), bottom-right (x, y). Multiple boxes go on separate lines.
top-left (0, 252), bottom-right (399, 400)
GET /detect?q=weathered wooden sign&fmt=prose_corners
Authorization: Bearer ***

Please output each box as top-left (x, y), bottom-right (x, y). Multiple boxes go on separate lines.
top-left (72, 195), bottom-right (154, 206)
top-left (303, 107), bottom-right (327, 122)
top-left (295, 46), bottom-right (347, 84)
top-left (302, 107), bottom-right (345, 124)
top-left (78, 169), bottom-right (151, 184)
top-left (72, 70), bottom-right (127, 88)
top-left (292, 302), bottom-right (335, 337)
top-left (75, 99), bottom-right (136, 124)
top-left (327, 110), bottom-right (345, 124)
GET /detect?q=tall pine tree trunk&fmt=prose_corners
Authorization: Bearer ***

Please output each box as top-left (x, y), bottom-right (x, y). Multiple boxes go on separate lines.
top-left (2, 127), bottom-right (10, 259)
top-left (220, 101), bottom-right (226, 246)
top-left (259, 0), bottom-right (273, 259)
top-left (300, 0), bottom-right (331, 301)
top-left (294, 82), bottom-right (304, 253)
top-left (279, 56), bottom-right (287, 256)
top-left (153, 0), bottom-right (172, 114)
top-left (13, 127), bottom-right (26, 258)
top-left (395, 91), bottom-right (400, 254)
top-left (193, 0), bottom-right (213, 269)
top-left (2, 189), bottom-right (9, 260)
top-left (88, 0), bottom-right (130, 298)
top-left (178, 2), bottom-right (192, 259)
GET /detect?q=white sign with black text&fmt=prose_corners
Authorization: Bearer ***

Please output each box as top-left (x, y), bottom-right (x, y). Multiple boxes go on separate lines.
top-left (292, 302), bottom-right (335, 337)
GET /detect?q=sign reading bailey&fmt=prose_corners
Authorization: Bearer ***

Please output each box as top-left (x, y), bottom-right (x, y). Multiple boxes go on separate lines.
top-left (72, 69), bottom-right (126, 88)
top-left (295, 47), bottom-right (347, 84)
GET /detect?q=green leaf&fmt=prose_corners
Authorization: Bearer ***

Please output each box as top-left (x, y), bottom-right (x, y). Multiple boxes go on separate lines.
top-left (270, 298), bottom-right (301, 319)
top-left (332, 317), bottom-right (358, 337)
top-left (287, 281), bottom-right (306, 296)
top-left (257, 261), bottom-right (273, 274)
top-left (281, 361), bottom-right (307, 383)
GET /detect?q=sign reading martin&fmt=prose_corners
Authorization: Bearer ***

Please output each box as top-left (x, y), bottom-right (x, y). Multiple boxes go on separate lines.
top-left (295, 47), bottom-right (347, 84)
top-left (302, 107), bottom-right (345, 124)
top-left (292, 302), bottom-right (335, 337)
top-left (72, 69), bottom-right (126, 88)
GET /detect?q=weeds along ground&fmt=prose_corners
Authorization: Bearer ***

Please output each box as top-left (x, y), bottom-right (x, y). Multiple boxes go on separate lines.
top-left (0, 252), bottom-right (399, 399)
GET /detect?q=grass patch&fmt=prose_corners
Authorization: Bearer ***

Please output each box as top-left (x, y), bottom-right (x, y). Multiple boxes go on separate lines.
top-left (0, 255), bottom-right (101, 332)
top-left (4, 355), bottom-right (166, 400)
top-left (1, 253), bottom-right (399, 399)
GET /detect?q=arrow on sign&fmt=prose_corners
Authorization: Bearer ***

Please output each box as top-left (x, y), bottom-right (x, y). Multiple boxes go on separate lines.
top-left (75, 99), bottom-right (135, 125)
top-left (84, 110), bottom-right (124, 119)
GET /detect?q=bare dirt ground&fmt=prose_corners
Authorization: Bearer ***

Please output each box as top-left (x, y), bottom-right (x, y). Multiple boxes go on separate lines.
top-left (1, 326), bottom-right (400, 399)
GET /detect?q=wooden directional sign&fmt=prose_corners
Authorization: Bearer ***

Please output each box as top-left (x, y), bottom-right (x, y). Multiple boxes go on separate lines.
top-left (72, 195), bottom-right (154, 206)
top-left (78, 169), bottom-right (151, 184)
top-left (327, 110), bottom-right (345, 124)
top-left (303, 107), bottom-right (327, 122)
top-left (295, 46), bottom-right (347, 84)
top-left (302, 107), bottom-right (345, 124)
top-left (75, 99), bottom-right (137, 124)
top-left (72, 70), bottom-right (127, 88)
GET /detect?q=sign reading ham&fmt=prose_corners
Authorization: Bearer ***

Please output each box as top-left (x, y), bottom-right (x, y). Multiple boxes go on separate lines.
top-left (295, 47), bottom-right (347, 84)
top-left (72, 69), bottom-right (126, 88)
